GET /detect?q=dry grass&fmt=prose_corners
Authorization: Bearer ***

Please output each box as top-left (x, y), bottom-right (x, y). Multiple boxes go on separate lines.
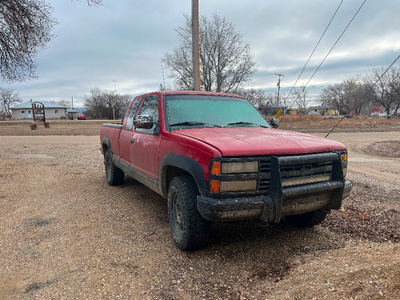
top-left (273, 114), bottom-right (400, 132)
top-left (0, 119), bottom-right (121, 136)
top-left (0, 115), bottom-right (399, 136)
top-left (279, 114), bottom-right (398, 126)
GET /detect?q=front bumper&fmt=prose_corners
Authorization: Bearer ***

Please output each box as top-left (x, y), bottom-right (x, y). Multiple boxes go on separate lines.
top-left (197, 180), bottom-right (352, 223)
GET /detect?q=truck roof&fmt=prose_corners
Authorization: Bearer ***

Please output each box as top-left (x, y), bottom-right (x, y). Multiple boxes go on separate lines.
top-left (137, 90), bottom-right (245, 99)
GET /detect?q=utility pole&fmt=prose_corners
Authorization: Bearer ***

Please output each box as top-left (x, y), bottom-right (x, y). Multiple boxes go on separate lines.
top-left (192, 0), bottom-right (200, 91)
top-left (112, 80), bottom-right (117, 120)
top-left (274, 73), bottom-right (284, 108)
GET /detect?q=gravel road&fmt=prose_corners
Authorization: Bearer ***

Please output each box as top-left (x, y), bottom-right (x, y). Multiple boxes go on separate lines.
top-left (0, 129), bottom-right (399, 299)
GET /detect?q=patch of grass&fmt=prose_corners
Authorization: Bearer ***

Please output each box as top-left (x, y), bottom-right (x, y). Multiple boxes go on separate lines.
top-left (274, 114), bottom-right (399, 128)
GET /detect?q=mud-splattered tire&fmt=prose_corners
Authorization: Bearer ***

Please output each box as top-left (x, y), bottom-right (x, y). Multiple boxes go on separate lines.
top-left (287, 209), bottom-right (328, 227)
top-left (168, 175), bottom-right (210, 251)
top-left (104, 149), bottom-right (124, 186)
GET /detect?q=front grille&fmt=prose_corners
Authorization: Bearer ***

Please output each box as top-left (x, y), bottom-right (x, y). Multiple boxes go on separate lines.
top-left (259, 154), bottom-right (336, 192)
top-left (261, 155), bottom-right (334, 191)
top-left (259, 178), bottom-right (271, 191)
top-left (259, 158), bottom-right (272, 192)
top-left (280, 161), bottom-right (332, 179)
top-left (211, 152), bottom-right (339, 198)
top-left (260, 158), bottom-right (271, 173)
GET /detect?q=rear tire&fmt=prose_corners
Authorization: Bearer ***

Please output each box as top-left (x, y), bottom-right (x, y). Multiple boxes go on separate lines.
top-left (104, 149), bottom-right (124, 186)
top-left (168, 175), bottom-right (210, 251)
top-left (287, 209), bottom-right (328, 227)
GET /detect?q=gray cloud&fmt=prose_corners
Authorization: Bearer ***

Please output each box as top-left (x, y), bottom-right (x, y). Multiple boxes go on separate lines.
top-left (4, 0), bottom-right (400, 107)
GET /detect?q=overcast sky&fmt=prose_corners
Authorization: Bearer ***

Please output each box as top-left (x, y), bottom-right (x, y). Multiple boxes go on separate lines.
top-left (4, 0), bottom-right (400, 107)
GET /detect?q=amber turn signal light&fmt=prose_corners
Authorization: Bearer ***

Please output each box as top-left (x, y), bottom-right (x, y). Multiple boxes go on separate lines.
top-left (211, 161), bottom-right (221, 175)
top-left (210, 180), bottom-right (220, 193)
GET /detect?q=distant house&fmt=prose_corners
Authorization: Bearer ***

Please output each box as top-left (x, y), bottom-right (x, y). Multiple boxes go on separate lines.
top-left (326, 108), bottom-right (340, 116)
top-left (308, 106), bottom-right (339, 116)
top-left (308, 106), bottom-right (328, 115)
top-left (67, 110), bottom-right (79, 120)
top-left (369, 106), bottom-right (387, 118)
top-left (10, 101), bottom-right (68, 119)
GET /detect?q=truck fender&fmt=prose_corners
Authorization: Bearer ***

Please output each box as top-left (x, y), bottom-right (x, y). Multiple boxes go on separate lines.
top-left (101, 137), bottom-right (112, 155)
top-left (159, 153), bottom-right (207, 198)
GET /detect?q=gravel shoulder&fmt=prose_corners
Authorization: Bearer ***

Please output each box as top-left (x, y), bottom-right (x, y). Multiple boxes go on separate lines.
top-left (0, 125), bottom-right (399, 299)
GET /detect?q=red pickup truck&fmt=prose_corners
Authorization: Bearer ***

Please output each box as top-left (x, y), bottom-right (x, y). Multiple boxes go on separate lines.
top-left (100, 91), bottom-right (351, 250)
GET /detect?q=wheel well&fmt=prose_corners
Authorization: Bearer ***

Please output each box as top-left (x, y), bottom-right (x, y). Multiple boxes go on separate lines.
top-left (102, 144), bottom-right (109, 154)
top-left (166, 166), bottom-right (191, 193)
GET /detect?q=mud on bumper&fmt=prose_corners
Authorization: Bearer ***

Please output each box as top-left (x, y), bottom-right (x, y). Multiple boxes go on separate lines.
top-left (197, 180), bottom-right (352, 223)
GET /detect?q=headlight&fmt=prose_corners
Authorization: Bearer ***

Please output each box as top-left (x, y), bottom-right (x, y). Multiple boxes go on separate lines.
top-left (340, 153), bottom-right (348, 178)
top-left (210, 161), bottom-right (259, 193)
top-left (342, 167), bottom-right (347, 178)
top-left (221, 161), bottom-right (258, 174)
top-left (220, 180), bottom-right (257, 192)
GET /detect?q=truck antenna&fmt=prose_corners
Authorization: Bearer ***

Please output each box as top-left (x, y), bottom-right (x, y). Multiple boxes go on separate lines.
top-left (161, 63), bottom-right (166, 91)
top-left (325, 115), bottom-right (348, 138)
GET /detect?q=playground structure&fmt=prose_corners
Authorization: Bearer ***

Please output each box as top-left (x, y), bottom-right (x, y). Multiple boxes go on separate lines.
top-left (31, 102), bottom-right (50, 128)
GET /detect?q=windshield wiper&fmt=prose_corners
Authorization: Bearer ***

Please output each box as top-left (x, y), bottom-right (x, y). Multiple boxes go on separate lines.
top-left (227, 122), bottom-right (269, 128)
top-left (169, 121), bottom-right (223, 128)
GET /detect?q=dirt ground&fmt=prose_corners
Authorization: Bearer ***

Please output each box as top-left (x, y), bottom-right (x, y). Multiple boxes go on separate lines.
top-left (0, 121), bottom-right (399, 299)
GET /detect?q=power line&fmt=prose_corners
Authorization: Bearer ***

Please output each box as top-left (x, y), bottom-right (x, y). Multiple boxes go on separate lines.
top-left (371, 54), bottom-right (400, 88)
top-left (288, 53), bottom-right (400, 105)
top-left (301, 0), bottom-right (367, 92)
top-left (285, 0), bottom-right (344, 101)
top-left (284, 0), bottom-right (367, 112)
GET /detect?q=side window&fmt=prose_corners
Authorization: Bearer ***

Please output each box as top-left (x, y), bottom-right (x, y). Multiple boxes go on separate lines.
top-left (124, 97), bottom-right (142, 130)
top-left (136, 95), bottom-right (159, 134)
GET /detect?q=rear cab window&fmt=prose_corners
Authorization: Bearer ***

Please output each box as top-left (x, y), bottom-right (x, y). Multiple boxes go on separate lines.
top-left (124, 97), bottom-right (142, 130)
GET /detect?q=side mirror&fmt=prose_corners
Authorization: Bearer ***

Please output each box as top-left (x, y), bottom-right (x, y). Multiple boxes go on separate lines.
top-left (269, 117), bottom-right (280, 129)
top-left (133, 115), bottom-right (154, 129)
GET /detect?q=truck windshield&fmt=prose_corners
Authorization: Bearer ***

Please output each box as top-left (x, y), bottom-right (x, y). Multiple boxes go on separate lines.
top-left (165, 95), bottom-right (270, 130)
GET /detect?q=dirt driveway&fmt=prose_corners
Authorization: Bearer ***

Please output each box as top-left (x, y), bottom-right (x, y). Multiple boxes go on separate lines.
top-left (0, 129), bottom-right (399, 299)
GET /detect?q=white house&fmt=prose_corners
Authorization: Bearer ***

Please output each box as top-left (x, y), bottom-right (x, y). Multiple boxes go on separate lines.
top-left (10, 101), bottom-right (68, 119)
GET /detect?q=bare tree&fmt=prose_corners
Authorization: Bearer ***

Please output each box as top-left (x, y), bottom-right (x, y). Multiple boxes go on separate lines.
top-left (84, 88), bottom-right (131, 120)
top-left (292, 86), bottom-right (308, 113)
top-left (320, 79), bottom-right (368, 115)
top-left (82, 0), bottom-right (103, 5)
top-left (366, 67), bottom-right (400, 117)
top-left (392, 76), bottom-right (400, 116)
top-left (0, 0), bottom-right (56, 82)
top-left (162, 13), bottom-right (257, 93)
top-left (271, 92), bottom-right (288, 110)
top-left (50, 99), bottom-right (72, 108)
top-left (0, 0), bottom-right (102, 82)
top-left (236, 88), bottom-right (273, 114)
top-left (84, 88), bottom-right (105, 119)
top-left (320, 83), bottom-right (348, 114)
top-left (0, 87), bottom-right (22, 117)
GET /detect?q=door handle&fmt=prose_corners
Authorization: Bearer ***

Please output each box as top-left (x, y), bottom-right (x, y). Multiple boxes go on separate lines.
top-left (130, 138), bottom-right (134, 144)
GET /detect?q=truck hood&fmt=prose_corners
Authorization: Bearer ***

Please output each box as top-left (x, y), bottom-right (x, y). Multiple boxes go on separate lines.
top-left (173, 127), bottom-right (346, 157)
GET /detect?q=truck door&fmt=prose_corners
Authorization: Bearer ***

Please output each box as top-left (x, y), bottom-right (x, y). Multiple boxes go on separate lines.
top-left (130, 94), bottom-right (161, 179)
top-left (119, 97), bottom-right (142, 166)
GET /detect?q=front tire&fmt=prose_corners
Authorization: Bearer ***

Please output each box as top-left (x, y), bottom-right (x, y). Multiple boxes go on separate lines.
top-left (168, 175), bottom-right (210, 251)
top-left (104, 149), bottom-right (124, 186)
